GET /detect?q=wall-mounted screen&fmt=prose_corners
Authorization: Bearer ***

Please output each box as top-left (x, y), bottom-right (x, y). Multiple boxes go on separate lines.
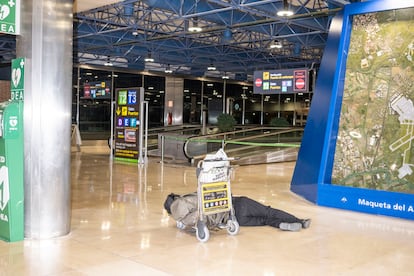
top-left (82, 81), bottom-right (111, 99)
top-left (253, 68), bottom-right (309, 94)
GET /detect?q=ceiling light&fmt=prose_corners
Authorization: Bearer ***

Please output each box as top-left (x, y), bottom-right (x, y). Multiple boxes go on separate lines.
top-left (165, 64), bottom-right (173, 73)
top-left (144, 53), bottom-right (154, 62)
top-left (132, 29), bottom-right (138, 36)
top-left (277, 0), bottom-right (294, 17)
top-left (188, 17), bottom-right (202, 32)
top-left (207, 64), bottom-right (216, 71)
top-left (104, 57), bottom-right (113, 66)
top-left (270, 40), bottom-right (283, 49)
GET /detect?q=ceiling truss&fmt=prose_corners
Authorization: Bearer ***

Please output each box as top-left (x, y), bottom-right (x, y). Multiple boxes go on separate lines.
top-left (0, 0), bottom-right (353, 80)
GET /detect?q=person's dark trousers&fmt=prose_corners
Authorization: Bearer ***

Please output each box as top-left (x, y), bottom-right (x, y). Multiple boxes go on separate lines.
top-left (232, 196), bottom-right (302, 228)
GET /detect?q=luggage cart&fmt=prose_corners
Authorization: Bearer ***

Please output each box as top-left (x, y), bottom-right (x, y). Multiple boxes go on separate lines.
top-left (195, 149), bottom-right (240, 242)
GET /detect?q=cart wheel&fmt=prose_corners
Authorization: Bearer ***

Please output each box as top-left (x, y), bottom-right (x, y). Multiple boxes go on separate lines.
top-left (176, 221), bottom-right (186, 230)
top-left (226, 220), bottom-right (240, 236)
top-left (196, 221), bottom-right (210, 242)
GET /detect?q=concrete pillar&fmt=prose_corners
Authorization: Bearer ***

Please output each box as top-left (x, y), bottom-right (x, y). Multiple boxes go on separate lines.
top-left (17, 0), bottom-right (73, 239)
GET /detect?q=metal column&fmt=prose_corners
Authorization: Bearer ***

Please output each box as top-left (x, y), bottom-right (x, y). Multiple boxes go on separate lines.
top-left (17, 0), bottom-right (73, 239)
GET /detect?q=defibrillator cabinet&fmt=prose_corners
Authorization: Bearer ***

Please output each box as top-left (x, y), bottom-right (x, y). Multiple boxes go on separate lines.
top-left (0, 101), bottom-right (24, 242)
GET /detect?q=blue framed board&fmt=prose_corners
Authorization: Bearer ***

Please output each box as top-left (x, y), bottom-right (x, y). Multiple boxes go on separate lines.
top-left (291, 0), bottom-right (414, 220)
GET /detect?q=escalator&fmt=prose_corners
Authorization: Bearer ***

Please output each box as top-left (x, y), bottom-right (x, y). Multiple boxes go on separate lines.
top-left (185, 126), bottom-right (303, 165)
top-left (154, 126), bottom-right (303, 165)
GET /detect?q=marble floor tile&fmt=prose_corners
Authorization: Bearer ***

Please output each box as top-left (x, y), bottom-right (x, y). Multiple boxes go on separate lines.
top-left (0, 145), bottom-right (413, 276)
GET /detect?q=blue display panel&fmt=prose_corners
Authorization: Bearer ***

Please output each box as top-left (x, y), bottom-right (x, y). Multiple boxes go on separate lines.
top-left (291, 1), bottom-right (414, 220)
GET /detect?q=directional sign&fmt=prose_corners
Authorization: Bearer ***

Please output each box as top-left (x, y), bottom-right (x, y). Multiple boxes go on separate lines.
top-left (0, 0), bottom-right (20, 35)
top-left (114, 88), bottom-right (143, 162)
top-left (253, 68), bottom-right (309, 94)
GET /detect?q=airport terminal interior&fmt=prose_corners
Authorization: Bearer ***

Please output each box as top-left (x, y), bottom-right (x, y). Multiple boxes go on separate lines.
top-left (0, 144), bottom-right (414, 275)
top-left (1, 0), bottom-right (414, 275)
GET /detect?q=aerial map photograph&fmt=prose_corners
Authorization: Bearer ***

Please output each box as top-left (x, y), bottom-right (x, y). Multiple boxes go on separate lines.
top-left (332, 7), bottom-right (414, 194)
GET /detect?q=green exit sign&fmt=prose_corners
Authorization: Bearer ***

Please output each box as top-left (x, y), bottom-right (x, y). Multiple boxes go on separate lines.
top-left (0, 0), bottom-right (20, 35)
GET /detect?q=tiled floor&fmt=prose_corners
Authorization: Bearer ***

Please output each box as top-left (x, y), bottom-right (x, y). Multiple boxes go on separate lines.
top-left (1, 144), bottom-right (414, 275)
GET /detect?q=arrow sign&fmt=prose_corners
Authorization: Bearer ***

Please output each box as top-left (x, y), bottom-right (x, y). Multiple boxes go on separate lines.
top-left (341, 197), bottom-right (347, 203)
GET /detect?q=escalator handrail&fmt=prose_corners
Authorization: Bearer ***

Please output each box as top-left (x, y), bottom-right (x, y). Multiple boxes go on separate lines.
top-left (183, 126), bottom-right (303, 159)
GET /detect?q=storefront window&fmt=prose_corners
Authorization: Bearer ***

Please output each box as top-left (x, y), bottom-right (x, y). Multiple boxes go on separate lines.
top-left (144, 75), bottom-right (165, 127)
top-left (73, 66), bottom-right (314, 140)
top-left (183, 79), bottom-right (202, 124)
top-left (73, 68), bottom-right (113, 139)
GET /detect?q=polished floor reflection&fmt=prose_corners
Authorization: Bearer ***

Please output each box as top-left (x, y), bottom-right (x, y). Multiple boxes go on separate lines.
top-left (1, 143), bottom-right (414, 275)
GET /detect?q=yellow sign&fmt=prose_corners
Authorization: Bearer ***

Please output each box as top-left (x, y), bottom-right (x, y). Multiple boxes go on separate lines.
top-left (201, 182), bottom-right (231, 215)
top-left (121, 106), bottom-right (128, 116)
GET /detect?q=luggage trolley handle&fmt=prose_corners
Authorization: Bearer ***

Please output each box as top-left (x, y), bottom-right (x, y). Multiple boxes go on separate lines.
top-left (197, 167), bottom-right (231, 181)
top-left (196, 158), bottom-right (234, 179)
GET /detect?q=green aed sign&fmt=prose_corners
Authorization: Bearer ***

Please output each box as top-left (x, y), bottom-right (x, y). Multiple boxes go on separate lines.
top-left (0, 0), bottom-right (20, 35)
top-left (11, 57), bottom-right (24, 101)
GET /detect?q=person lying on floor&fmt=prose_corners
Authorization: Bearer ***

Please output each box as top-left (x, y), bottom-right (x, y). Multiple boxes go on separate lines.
top-left (164, 193), bottom-right (311, 232)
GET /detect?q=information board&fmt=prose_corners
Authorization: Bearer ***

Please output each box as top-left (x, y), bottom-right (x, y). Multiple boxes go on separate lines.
top-left (291, 1), bottom-right (414, 221)
top-left (253, 68), bottom-right (309, 94)
top-left (332, 8), bottom-right (414, 194)
top-left (82, 81), bottom-right (111, 99)
top-left (114, 87), bottom-right (143, 162)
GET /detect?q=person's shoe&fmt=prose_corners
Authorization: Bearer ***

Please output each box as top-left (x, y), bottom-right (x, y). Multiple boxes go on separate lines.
top-left (279, 222), bottom-right (302, 231)
top-left (301, 219), bottom-right (311, 229)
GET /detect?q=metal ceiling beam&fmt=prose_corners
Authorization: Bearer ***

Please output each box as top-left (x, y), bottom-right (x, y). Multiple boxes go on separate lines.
top-left (72, 0), bottom-right (345, 77)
